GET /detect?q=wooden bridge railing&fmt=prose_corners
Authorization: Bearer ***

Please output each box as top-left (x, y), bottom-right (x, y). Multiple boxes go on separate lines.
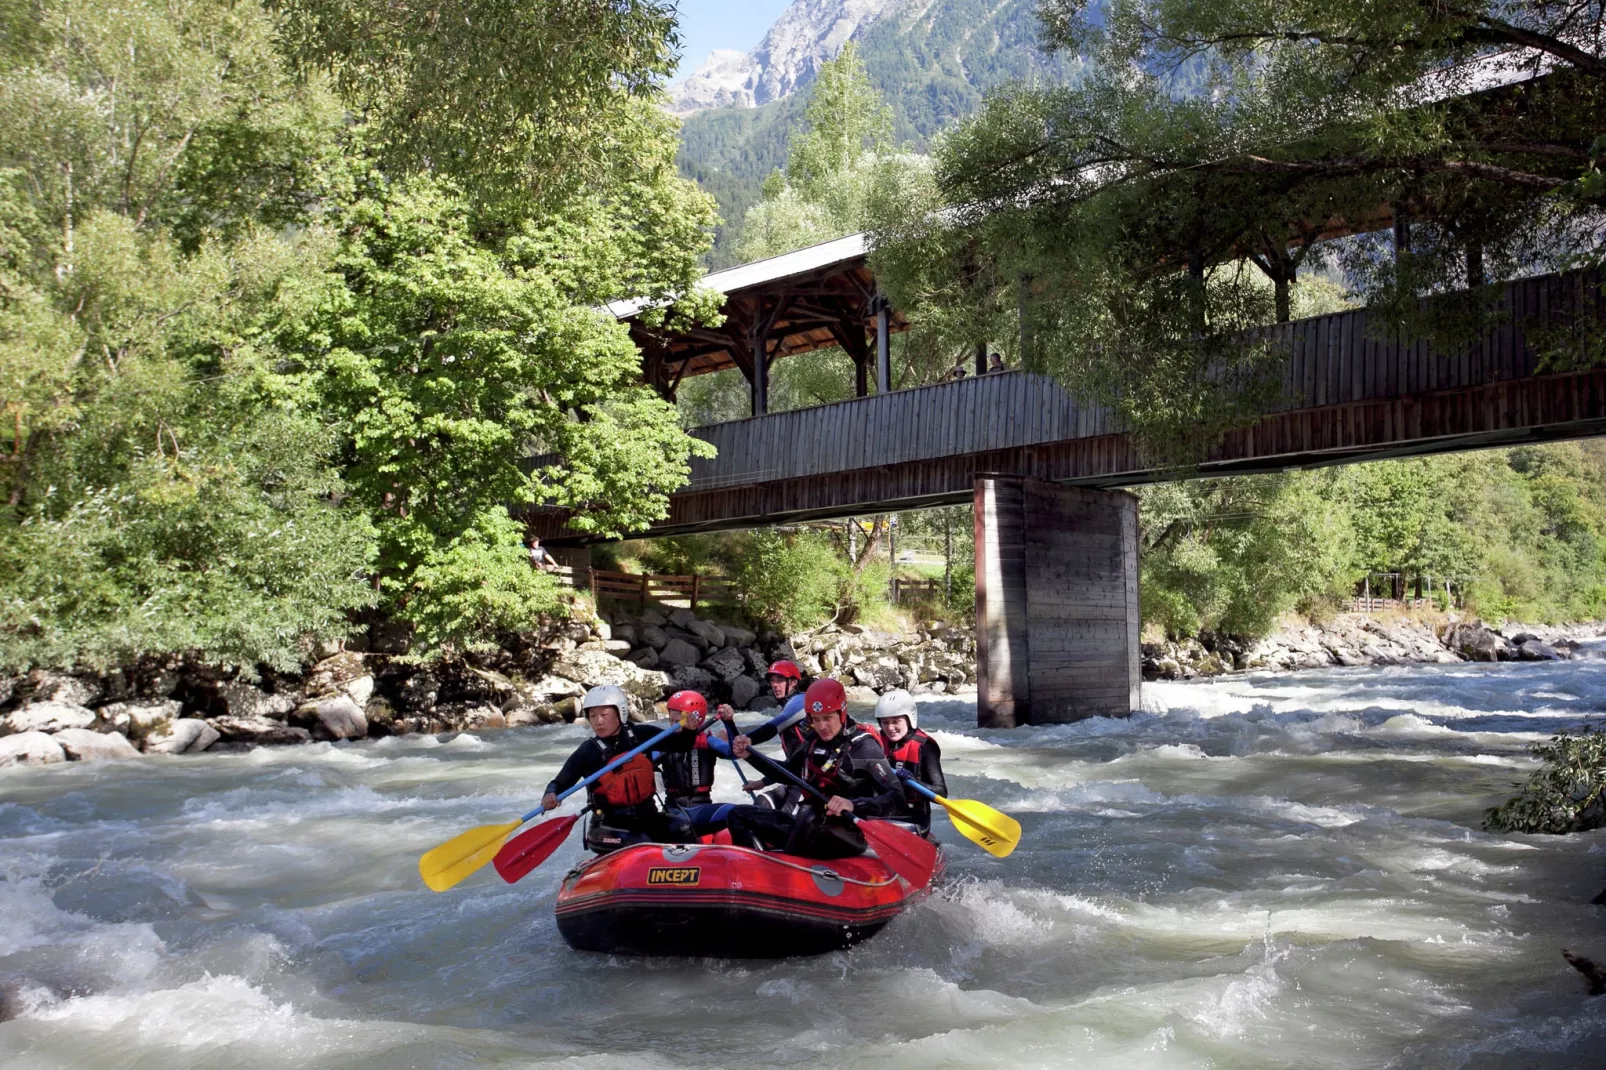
top-left (680, 268), bottom-right (1604, 493)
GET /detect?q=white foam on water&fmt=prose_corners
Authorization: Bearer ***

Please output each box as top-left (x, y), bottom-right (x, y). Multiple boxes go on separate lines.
top-left (2, 657), bottom-right (1605, 1067)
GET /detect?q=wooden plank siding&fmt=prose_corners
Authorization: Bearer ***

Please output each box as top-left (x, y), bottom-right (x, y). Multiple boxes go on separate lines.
top-left (532, 268), bottom-right (1606, 542)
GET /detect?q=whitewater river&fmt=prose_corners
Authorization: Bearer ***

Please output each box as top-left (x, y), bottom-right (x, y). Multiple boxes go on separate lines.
top-left (2, 660), bottom-right (1605, 1068)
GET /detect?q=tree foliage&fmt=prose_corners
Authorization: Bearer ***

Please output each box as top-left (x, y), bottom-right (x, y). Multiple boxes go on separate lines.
top-left (1485, 727), bottom-right (1606, 834)
top-left (0, 0), bottom-right (720, 668)
top-left (271, 0), bottom-right (680, 204)
top-left (870, 0), bottom-right (1606, 458)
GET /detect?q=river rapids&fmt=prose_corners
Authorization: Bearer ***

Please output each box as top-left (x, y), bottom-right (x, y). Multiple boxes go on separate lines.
top-left (2, 660), bottom-right (1605, 1068)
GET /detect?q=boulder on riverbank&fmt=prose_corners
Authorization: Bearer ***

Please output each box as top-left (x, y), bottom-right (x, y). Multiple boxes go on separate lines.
top-left (0, 730), bottom-right (66, 767)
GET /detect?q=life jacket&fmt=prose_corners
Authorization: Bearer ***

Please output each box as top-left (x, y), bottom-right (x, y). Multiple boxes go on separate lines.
top-left (882, 728), bottom-right (929, 769)
top-left (660, 733), bottom-right (719, 801)
top-left (591, 740), bottom-right (657, 809)
top-left (803, 723), bottom-right (873, 796)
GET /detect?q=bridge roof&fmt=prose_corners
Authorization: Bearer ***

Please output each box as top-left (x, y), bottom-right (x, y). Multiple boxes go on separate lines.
top-left (616, 232), bottom-right (908, 387)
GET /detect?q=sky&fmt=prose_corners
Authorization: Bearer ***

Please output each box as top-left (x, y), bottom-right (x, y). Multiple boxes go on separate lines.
top-left (671, 0), bottom-right (792, 80)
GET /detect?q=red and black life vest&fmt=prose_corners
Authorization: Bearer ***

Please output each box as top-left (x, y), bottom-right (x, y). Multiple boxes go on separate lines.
top-left (882, 728), bottom-right (930, 769)
top-left (803, 724), bottom-right (874, 796)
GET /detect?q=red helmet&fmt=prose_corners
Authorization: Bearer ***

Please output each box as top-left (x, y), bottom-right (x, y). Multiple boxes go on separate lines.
top-left (666, 690), bottom-right (708, 731)
top-left (766, 660), bottom-right (802, 681)
top-left (802, 678), bottom-right (847, 722)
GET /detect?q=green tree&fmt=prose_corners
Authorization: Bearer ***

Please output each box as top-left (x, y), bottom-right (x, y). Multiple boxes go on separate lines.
top-left (0, 0), bottom-right (375, 671)
top-left (295, 137), bottom-right (719, 645)
top-left (272, 0), bottom-right (680, 205)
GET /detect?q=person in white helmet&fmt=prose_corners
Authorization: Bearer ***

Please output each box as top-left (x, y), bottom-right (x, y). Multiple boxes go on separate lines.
top-left (540, 684), bottom-right (699, 854)
top-left (873, 689), bottom-right (947, 836)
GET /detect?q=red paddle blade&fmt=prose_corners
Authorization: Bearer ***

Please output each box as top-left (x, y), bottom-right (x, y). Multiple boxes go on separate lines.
top-left (858, 819), bottom-right (939, 890)
top-left (493, 815), bottom-right (580, 884)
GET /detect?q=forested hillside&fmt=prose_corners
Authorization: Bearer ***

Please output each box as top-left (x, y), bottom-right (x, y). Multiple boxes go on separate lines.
top-left (678, 0), bottom-right (1074, 265)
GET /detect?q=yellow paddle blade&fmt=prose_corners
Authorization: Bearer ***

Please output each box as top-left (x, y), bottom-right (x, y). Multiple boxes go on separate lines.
top-left (419, 820), bottom-right (522, 892)
top-left (937, 796), bottom-right (1022, 858)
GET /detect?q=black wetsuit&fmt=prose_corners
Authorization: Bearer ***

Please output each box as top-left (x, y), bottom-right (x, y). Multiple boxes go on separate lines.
top-left (545, 723), bottom-right (696, 853)
top-left (724, 723), bottom-right (902, 859)
top-left (881, 728), bottom-right (947, 833)
top-left (659, 718), bottom-right (737, 809)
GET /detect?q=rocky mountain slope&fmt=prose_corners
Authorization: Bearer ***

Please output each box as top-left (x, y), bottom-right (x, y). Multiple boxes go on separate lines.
top-left (671, 0), bottom-right (903, 114)
top-left (674, 0), bottom-right (1077, 265)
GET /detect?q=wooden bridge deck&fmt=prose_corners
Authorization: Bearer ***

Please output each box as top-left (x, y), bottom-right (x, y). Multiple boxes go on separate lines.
top-left (539, 269), bottom-right (1606, 541)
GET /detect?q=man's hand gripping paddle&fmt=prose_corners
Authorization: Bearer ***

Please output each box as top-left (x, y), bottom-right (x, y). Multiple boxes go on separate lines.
top-left (417, 722), bottom-right (681, 892)
top-left (739, 748), bottom-right (938, 890)
top-left (896, 769), bottom-right (1021, 858)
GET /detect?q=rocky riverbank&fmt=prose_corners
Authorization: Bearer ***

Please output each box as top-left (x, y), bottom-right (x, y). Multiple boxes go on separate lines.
top-left (2, 602), bottom-right (1598, 769)
top-left (1142, 613), bottom-right (1606, 679)
top-left (0, 606), bottom-right (975, 768)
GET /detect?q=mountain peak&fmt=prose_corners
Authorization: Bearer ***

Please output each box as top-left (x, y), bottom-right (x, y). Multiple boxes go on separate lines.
top-left (670, 0), bottom-right (905, 115)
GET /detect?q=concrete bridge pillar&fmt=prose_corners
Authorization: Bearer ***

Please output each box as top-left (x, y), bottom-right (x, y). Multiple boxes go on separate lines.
top-left (974, 475), bottom-right (1140, 727)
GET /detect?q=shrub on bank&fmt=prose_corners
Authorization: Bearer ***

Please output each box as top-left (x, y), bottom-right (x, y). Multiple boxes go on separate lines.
top-left (1485, 728), bottom-right (1606, 834)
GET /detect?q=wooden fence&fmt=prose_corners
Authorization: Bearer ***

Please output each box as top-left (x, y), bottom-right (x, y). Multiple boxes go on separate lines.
top-left (588, 568), bottom-right (737, 611)
top-left (892, 577), bottom-right (944, 604)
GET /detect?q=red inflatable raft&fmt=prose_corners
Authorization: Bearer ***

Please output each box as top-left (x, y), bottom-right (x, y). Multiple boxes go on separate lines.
top-left (555, 840), bottom-right (943, 957)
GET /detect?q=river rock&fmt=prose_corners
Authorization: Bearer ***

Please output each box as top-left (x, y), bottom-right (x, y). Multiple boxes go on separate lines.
top-left (0, 731), bottom-right (66, 767)
top-left (342, 675), bottom-right (376, 708)
top-left (458, 704), bottom-right (507, 731)
top-left (307, 695), bottom-right (368, 740)
top-left (730, 675), bottom-right (762, 709)
top-left (687, 619), bottom-right (726, 649)
top-left (658, 638), bottom-right (701, 668)
top-left (668, 608), bottom-right (700, 632)
top-left (611, 623), bottom-right (638, 648)
top-left (547, 649), bottom-right (671, 710)
top-left (217, 681), bottom-right (297, 720)
top-left (144, 718), bottom-right (219, 755)
top-left (524, 675), bottom-right (584, 701)
top-left (22, 670), bottom-right (100, 708)
top-left (1515, 637), bottom-right (1562, 661)
top-left (638, 608), bottom-right (668, 627)
top-left (669, 666), bottom-right (716, 694)
top-left (4, 701), bottom-right (96, 736)
top-left (702, 646), bottom-right (747, 682)
top-left (395, 670), bottom-right (440, 713)
top-left (208, 716), bottom-right (311, 746)
top-left (718, 623), bottom-right (757, 648)
top-left (97, 700), bottom-right (180, 744)
top-left (637, 625), bottom-right (670, 651)
top-left (54, 728), bottom-right (138, 762)
top-left (843, 684), bottom-right (879, 708)
top-left (665, 627), bottom-right (709, 655)
top-left (627, 647), bottom-right (660, 669)
top-left (1445, 620), bottom-right (1508, 662)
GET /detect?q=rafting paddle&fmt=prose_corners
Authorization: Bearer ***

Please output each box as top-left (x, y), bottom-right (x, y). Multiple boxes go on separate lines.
top-left (896, 769), bottom-right (1021, 858)
top-left (418, 721), bottom-right (681, 892)
top-left (738, 748), bottom-right (939, 890)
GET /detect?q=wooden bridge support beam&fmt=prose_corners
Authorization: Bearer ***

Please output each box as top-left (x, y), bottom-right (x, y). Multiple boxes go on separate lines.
top-left (974, 476), bottom-right (1140, 728)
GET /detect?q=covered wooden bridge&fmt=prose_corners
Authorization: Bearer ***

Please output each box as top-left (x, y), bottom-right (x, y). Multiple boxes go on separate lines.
top-left (554, 256), bottom-right (1606, 729)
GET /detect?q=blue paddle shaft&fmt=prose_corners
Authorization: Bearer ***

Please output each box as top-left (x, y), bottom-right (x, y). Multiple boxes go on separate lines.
top-left (896, 768), bottom-right (939, 801)
top-left (518, 721), bottom-right (680, 823)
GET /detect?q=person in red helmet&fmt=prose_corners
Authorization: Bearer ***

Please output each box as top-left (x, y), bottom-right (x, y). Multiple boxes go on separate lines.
top-left (542, 684), bottom-right (700, 854)
top-left (724, 678), bottom-right (901, 860)
top-left (658, 690), bottom-right (736, 810)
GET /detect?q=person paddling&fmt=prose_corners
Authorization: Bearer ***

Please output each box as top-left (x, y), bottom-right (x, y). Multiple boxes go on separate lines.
top-left (726, 679), bottom-right (901, 860)
top-left (658, 690), bottom-right (734, 810)
top-left (874, 689), bottom-right (947, 837)
top-left (542, 685), bottom-right (699, 854)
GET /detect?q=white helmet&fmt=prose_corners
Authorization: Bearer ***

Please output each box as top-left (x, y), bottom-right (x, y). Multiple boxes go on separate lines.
top-left (874, 689), bottom-right (918, 730)
top-left (580, 684), bottom-right (630, 719)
